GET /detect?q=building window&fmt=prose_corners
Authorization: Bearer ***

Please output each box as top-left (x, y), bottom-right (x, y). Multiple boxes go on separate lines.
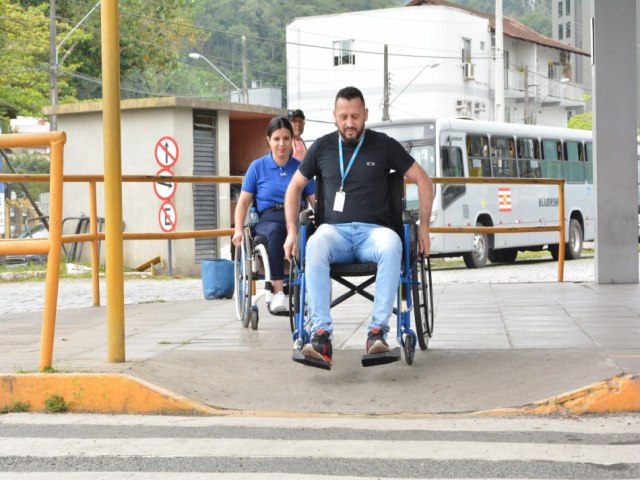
top-left (333, 40), bottom-right (355, 66)
top-left (462, 37), bottom-right (472, 63)
top-left (565, 21), bottom-right (571, 38)
top-left (558, 24), bottom-right (563, 40)
top-left (566, 0), bottom-right (571, 15)
top-left (558, 1), bottom-right (563, 16)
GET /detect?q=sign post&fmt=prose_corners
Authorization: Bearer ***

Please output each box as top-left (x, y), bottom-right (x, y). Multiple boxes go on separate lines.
top-left (153, 136), bottom-right (179, 276)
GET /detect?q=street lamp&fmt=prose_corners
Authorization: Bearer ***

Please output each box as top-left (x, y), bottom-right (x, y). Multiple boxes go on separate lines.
top-left (50, 0), bottom-right (102, 131)
top-left (188, 53), bottom-right (247, 104)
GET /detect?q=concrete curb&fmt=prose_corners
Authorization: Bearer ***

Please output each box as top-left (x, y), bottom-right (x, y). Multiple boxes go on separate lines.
top-left (479, 374), bottom-right (640, 416)
top-left (2, 372), bottom-right (639, 416)
top-left (0, 373), bottom-right (225, 415)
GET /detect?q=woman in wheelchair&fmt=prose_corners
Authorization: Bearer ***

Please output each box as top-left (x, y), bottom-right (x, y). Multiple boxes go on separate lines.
top-left (233, 116), bottom-right (315, 314)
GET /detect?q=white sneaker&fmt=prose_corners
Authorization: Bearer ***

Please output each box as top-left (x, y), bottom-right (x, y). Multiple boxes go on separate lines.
top-left (270, 292), bottom-right (288, 313)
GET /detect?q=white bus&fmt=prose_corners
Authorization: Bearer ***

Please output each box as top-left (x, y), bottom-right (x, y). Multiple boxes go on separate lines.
top-left (370, 118), bottom-right (594, 268)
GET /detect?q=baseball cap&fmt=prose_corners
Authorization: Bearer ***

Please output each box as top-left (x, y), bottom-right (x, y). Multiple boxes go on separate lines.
top-left (287, 109), bottom-right (305, 120)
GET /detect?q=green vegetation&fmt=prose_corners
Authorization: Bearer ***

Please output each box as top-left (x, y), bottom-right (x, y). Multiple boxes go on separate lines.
top-left (44, 393), bottom-right (67, 413)
top-left (451, 0), bottom-right (552, 36)
top-left (0, 401), bottom-right (31, 414)
top-left (2, 0), bottom-right (553, 128)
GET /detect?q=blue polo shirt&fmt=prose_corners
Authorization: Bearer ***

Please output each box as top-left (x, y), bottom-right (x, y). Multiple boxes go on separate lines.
top-left (242, 152), bottom-right (315, 214)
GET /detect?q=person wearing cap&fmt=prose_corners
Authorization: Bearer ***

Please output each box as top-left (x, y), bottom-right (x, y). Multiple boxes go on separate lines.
top-left (287, 109), bottom-right (307, 160)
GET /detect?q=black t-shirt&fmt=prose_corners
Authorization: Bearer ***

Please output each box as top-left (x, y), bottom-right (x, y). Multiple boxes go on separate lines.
top-left (299, 129), bottom-right (415, 226)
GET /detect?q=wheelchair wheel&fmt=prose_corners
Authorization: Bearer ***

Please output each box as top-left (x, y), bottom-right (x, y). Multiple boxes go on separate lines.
top-left (234, 240), bottom-right (252, 328)
top-left (250, 307), bottom-right (259, 330)
top-left (403, 334), bottom-right (414, 365)
top-left (412, 254), bottom-right (433, 350)
top-left (288, 259), bottom-right (298, 333)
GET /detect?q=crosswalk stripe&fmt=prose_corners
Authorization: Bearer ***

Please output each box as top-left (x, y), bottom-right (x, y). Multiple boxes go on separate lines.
top-left (2, 437), bottom-right (639, 464)
top-left (2, 413), bottom-right (640, 434)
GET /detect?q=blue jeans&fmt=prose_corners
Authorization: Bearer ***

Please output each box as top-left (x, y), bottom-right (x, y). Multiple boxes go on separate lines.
top-left (305, 223), bottom-right (402, 336)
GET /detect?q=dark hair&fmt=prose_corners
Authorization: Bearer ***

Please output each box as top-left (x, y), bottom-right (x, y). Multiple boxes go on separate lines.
top-left (335, 86), bottom-right (365, 107)
top-left (266, 116), bottom-right (294, 138)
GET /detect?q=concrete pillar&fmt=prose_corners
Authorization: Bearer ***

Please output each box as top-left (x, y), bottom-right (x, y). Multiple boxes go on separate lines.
top-left (592, 0), bottom-right (638, 283)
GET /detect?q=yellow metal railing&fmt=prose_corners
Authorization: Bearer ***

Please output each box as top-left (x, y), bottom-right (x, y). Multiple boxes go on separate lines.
top-left (1, 150), bottom-right (243, 369)
top-left (428, 176), bottom-right (566, 281)
top-left (0, 132), bottom-right (66, 371)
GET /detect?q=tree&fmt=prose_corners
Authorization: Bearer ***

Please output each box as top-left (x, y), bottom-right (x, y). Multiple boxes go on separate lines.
top-left (0, 0), bottom-right (50, 124)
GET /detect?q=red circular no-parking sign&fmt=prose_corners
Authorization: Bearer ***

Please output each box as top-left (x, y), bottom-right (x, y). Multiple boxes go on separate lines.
top-left (158, 201), bottom-right (178, 232)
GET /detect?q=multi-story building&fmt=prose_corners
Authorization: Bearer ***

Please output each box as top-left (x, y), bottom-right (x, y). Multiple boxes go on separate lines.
top-left (286, 0), bottom-right (589, 141)
top-left (551, 0), bottom-right (592, 104)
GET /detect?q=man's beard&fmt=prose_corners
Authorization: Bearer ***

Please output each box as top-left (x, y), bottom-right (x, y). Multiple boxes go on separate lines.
top-left (339, 127), bottom-right (363, 147)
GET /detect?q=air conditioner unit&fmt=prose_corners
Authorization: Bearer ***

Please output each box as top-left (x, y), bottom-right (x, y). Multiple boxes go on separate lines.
top-left (474, 101), bottom-right (486, 112)
top-left (463, 62), bottom-right (475, 80)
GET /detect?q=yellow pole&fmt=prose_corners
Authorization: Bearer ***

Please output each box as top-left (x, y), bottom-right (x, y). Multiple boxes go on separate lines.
top-left (102, 0), bottom-right (125, 362)
top-left (89, 180), bottom-right (100, 306)
top-left (557, 181), bottom-right (566, 282)
top-left (38, 134), bottom-right (66, 371)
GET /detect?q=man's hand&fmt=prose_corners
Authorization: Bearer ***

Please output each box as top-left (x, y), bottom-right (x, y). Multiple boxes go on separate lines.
top-left (283, 231), bottom-right (297, 261)
top-left (418, 222), bottom-right (430, 255)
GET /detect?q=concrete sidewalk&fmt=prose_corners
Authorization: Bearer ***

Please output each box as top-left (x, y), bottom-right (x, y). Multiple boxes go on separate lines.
top-left (1, 276), bottom-right (640, 415)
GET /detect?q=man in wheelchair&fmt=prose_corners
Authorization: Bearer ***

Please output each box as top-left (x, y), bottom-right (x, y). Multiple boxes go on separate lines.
top-left (284, 86), bottom-right (433, 368)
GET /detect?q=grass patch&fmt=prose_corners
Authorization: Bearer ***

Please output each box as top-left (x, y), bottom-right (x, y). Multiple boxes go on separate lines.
top-left (139, 299), bottom-right (166, 304)
top-left (44, 394), bottom-right (67, 413)
top-left (158, 341), bottom-right (171, 345)
top-left (0, 401), bottom-right (30, 414)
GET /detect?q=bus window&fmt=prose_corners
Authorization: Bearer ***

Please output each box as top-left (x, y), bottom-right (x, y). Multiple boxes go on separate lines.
top-left (517, 137), bottom-right (541, 178)
top-left (585, 141), bottom-right (593, 183)
top-left (564, 140), bottom-right (585, 183)
top-left (409, 144), bottom-right (436, 178)
top-left (466, 134), bottom-right (490, 177)
top-left (441, 146), bottom-right (466, 209)
top-left (490, 136), bottom-right (517, 177)
top-left (441, 146), bottom-right (464, 177)
top-left (406, 144), bottom-right (436, 208)
top-left (541, 139), bottom-right (563, 178)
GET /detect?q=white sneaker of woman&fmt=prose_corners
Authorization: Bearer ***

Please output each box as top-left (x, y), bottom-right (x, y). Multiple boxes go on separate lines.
top-left (270, 292), bottom-right (288, 313)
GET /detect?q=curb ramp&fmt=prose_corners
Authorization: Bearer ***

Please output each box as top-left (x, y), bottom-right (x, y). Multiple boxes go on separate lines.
top-left (1, 372), bottom-right (639, 416)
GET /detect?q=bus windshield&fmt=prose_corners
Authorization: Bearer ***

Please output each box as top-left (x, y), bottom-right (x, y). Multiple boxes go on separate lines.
top-left (405, 144), bottom-right (436, 208)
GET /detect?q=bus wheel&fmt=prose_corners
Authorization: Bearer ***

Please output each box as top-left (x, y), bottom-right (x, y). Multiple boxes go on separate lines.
top-left (566, 219), bottom-right (583, 260)
top-left (549, 219), bottom-right (583, 261)
top-left (463, 222), bottom-right (489, 268)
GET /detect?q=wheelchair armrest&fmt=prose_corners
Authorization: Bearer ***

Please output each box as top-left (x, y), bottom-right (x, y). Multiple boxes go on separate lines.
top-left (299, 208), bottom-right (314, 226)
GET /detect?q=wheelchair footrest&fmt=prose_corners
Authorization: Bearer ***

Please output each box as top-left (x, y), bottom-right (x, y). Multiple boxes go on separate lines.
top-left (292, 349), bottom-right (332, 370)
top-left (361, 347), bottom-right (401, 367)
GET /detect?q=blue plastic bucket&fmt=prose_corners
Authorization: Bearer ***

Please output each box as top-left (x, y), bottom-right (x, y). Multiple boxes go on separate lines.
top-left (201, 259), bottom-right (234, 299)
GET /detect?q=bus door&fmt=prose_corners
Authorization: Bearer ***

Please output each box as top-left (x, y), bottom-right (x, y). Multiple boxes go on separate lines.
top-left (440, 135), bottom-right (471, 253)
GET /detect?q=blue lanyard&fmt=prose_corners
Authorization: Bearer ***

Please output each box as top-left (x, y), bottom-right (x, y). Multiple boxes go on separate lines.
top-left (338, 132), bottom-right (365, 191)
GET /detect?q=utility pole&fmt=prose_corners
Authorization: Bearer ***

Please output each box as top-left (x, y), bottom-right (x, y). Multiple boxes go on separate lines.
top-left (49, 0), bottom-right (58, 131)
top-left (241, 35), bottom-right (248, 104)
top-left (382, 44), bottom-right (390, 121)
top-left (494, 0), bottom-right (505, 122)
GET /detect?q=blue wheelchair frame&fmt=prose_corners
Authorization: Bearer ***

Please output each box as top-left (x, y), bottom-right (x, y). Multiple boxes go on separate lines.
top-left (289, 172), bottom-right (434, 369)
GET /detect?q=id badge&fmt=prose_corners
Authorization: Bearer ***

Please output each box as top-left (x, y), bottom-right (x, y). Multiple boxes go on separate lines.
top-left (334, 190), bottom-right (346, 212)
